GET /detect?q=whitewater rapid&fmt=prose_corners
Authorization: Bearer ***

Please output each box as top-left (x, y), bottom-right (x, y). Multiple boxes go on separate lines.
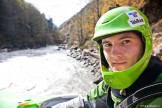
top-left (0, 46), bottom-right (96, 96)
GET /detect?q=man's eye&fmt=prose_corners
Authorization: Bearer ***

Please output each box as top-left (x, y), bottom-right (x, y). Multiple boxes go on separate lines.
top-left (103, 43), bottom-right (112, 47)
top-left (122, 40), bottom-right (130, 44)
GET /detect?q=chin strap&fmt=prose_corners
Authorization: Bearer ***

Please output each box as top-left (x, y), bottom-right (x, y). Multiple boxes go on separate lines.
top-left (116, 83), bottom-right (162, 108)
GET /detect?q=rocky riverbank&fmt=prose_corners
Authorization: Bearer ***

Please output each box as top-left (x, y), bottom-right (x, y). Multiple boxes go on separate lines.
top-left (58, 44), bottom-right (103, 84)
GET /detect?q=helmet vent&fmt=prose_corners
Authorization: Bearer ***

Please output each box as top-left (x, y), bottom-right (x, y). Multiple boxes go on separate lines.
top-left (102, 21), bottom-right (109, 24)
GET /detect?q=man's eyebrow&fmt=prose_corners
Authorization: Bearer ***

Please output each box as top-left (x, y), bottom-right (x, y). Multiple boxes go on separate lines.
top-left (119, 35), bottom-right (133, 40)
top-left (101, 35), bottom-right (132, 44)
top-left (101, 40), bottom-right (110, 45)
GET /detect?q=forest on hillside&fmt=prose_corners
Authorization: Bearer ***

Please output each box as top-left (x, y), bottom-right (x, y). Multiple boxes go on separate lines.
top-left (0, 0), bottom-right (63, 51)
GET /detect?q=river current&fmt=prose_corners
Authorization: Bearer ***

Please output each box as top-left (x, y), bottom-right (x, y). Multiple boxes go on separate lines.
top-left (0, 46), bottom-right (96, 97)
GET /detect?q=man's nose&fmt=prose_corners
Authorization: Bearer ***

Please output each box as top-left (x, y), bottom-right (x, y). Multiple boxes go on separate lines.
top-left (110, 45), bottom-right (122, 57)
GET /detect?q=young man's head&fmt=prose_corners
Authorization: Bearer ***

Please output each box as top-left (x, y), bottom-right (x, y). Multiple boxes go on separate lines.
top-left (101, 31), bottom-right (144, 72)
top-left (92, 6), bottom-right (152, 89)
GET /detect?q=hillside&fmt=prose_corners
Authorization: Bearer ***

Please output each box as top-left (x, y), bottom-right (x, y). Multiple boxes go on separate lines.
top-left (58, 0), bottom-right (162, 59)
top-left (0, 0), bottom-right (62, 51)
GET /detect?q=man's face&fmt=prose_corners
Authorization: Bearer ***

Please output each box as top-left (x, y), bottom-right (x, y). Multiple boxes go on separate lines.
top-left (102, 32), bottom-right (144, 71)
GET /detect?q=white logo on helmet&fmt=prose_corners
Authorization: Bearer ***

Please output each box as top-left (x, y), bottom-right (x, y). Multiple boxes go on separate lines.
top-left (126, 10), bottom-right (145, 27)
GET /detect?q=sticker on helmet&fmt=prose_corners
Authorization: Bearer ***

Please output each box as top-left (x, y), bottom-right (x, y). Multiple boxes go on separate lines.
top-left (126, 10), bottom-right (145, 27)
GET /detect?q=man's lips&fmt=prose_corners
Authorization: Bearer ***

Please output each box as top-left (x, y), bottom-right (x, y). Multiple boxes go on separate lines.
top-left (111, 62), bottom-right (127, 66)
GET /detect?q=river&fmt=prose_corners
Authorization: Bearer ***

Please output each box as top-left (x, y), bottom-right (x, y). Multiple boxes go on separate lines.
top-left (0, 46), bottom-right (96, 97)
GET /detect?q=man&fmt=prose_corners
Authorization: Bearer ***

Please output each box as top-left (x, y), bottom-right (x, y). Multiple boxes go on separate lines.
top-left (87, 5), bottom-right (162, 108)
top-left (41, 6), bottom-right (162, 108)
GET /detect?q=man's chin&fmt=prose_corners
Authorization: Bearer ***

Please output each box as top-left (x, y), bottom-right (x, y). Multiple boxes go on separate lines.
top-left (111, 67), bottom-right (127, 72)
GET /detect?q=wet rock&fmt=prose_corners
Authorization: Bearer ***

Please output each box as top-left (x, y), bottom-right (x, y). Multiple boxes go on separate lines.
top-left (76, 55), bottom-right (81, 60)
top-left (0, 48), bottom-right (9, 53)
top-left (67, 46), bottom-right (100, 75)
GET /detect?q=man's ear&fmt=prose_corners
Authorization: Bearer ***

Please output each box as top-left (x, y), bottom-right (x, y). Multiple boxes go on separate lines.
top-left (101, 48), bottom-right (109, 68)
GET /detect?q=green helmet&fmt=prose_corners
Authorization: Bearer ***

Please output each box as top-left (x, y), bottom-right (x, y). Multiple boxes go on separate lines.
top-left (92, 6), bottom-right (152, 89)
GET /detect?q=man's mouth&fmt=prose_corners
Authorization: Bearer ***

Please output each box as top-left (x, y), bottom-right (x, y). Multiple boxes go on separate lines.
top-left (112, 62), bottom-right (127, 66)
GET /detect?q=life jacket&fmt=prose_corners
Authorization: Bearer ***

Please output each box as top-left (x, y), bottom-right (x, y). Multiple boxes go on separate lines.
top-left (117, 83), bottom-right (162, 108)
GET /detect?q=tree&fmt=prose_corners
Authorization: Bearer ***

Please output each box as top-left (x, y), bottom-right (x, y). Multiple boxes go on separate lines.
top-left (0, 0), bottom-right (60, 49)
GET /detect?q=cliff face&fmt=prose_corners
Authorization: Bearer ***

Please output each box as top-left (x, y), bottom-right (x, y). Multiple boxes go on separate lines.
top-left (58, 0), bottom-right (162, 58)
